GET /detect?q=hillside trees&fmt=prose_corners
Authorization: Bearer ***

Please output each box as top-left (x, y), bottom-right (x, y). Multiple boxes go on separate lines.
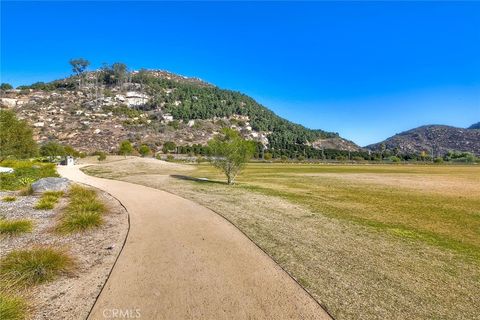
top-left (0, 83), bottom-right (13, 90)
top-left (0, 110), bottom-right (38, 161)
top-left (162, 141), bottom-right (176, 154)
top-left (119, 140), bottom-right (133, 157)
top-left (40, 141), bottom-right (66, 161)
top-left (130, 73), bottom-right (338, 154)
top-left (139, 144), bottom-right (151, 157)
top-left (208, 128), bottom-right (255, 185)
top-left (112, 63), bottom-right (128, 86)
top-left (69, 58), bottom-right (90, 88)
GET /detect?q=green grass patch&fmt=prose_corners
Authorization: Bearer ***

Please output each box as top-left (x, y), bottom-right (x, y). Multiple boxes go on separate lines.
top-left (189, 163), bottom-right (480, 262)
top-left (56, 185), bottom-right (105, 233)
top-left (34, 191), bottom-right (63, 210)
top-left (0, 219), bottom-right (33, 236)
top-left (1, 196), bottom-right (16, 202)
top-left (0, 248), bottom-right (75, 287)
top-left (0, 293), bottom-right (28, 320)
top-left (17, 185), bottom-right (33, 197)
top-left (0, 160), bottom-right (58, 191)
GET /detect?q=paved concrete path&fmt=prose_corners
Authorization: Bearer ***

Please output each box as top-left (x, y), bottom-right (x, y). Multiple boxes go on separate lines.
top-left (58, 165), bottom-right (331, 320)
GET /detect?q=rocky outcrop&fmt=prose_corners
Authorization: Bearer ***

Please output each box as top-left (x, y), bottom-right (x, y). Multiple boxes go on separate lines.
top-left (31, 177), bottom-right (70, 193)
top-left (310, 137), bottom-right (361, 152)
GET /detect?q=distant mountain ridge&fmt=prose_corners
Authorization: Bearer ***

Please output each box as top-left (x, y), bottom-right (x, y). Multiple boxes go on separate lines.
top-left (469, 122), bottom-right (480, 129)
top-left (367, 123), bottom-right (480, 156)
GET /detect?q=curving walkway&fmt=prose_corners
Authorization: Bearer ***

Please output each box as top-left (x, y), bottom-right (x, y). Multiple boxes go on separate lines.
top-left (58, 165), bottom-right (331, 320)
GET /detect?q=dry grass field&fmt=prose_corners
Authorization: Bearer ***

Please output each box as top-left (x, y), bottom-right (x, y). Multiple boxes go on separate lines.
top-left (83, 159), bottom-right (480, 320)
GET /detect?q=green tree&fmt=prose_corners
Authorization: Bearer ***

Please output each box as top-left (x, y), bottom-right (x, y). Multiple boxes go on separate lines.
top-left (119, 140), bottom-right (133, 157)
top-left (69, 58), bottom-right (90, 88)
top-left (0, 110), bottom-right (38, 161)
top-left (97, 152), bottom-right (107, 161)
top-left (264, 152), bottom-right (273, 161)
top-left (207, 128), bottom-right (255, 185)
top-left (0, 83), bottom-right (13, 90)
top-left (139, 144), bottom-right (151, 157)
top-left (112, 62), bottom-right (128, 86)
top-left (40, 141), bottom-right (66, 162)
top-left (162, 141), bottom-right (176, 154)
top-left (64, 145), bottom-right (80, 157)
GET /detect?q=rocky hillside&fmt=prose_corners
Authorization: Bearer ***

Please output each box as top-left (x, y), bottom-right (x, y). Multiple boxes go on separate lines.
top-left (0, 69), bottom-right (359, 154)
top-left (367, 124), bottom-right (480, 156)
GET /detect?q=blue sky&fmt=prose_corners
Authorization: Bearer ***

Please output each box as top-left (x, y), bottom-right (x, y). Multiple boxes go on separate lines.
top-left (1, 1), bottom-right (479, 146)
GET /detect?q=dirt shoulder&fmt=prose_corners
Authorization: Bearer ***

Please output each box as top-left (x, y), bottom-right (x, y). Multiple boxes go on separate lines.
top-left (0, 186), bottom-right (128, 320)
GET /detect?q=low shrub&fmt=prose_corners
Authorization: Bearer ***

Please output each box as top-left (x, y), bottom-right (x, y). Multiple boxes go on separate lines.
top-left (0, 219), bottom-right (33, 235)
top-left (17, 185), bottom-right (33, 197)
top-left (0, 160), bottom-right (58, 191)
top-left (56, 211), bottom-right (103, 233)
top-left (0, 247), bottom-right (75, 286)
top-left (0, 293), bottom-right (28, 320)
top-left (56, 185), bottom-right (105, 233)
top-left (97, 152), bottom-right (107, 161)
top-left (34, 191), bottom-right (63, 210)
top-left (1, 196), bottom-right (16, 202)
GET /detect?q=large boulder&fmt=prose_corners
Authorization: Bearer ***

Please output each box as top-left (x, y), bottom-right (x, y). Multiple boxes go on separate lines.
top-left (31, 177), bottom-right (70, 193)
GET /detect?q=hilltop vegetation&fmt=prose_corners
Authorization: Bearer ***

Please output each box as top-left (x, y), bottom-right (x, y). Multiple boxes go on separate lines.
top-left (367, 124), bottom-right (480, 157)
top-left (469, 122), bottom-right (480, 129)
top-left (1, 60), bottom-right (360, 159)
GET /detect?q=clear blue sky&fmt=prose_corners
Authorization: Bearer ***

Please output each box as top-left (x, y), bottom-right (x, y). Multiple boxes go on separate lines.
top-left (1, 1), bottom-right (479, 146)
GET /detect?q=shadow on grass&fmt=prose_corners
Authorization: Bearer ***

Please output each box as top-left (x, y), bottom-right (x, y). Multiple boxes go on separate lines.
top-left (170, 175), bottom-right (226, 185)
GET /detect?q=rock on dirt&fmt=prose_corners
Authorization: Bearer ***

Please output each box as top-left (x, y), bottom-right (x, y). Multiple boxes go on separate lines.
top-left (31, 177), bottom-right (70, 193)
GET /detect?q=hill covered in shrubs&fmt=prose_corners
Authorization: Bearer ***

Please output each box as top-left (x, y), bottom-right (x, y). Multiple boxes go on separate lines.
top-left (1, 64), bottom-right (360, 159)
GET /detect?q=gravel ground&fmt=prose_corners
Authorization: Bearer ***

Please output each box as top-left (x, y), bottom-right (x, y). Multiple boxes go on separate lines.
top-left (0, 186), bottom-right (128, 320)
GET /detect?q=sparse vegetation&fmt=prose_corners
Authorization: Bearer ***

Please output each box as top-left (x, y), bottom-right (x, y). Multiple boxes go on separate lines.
top-left (0, 110), bottom-right (38, 161)
top-left (0, 219), bottom-right (33, 235)
top-left (208, 128), bottom-right (255, 184)
top-left (18, 185), bottom-right (33, 197)
top-left (0, 247), bottom-right (74, 286)
top-left (56, 185), bottom-right (105, 233)
top-left (162, 141), bottom-right (176, 154)
top-left (118, 140), bottom-right (133, 157)
top-left (0, 293), bottom-right (28, 320)
top-left (2, 196), bottom-right (16, 202)
top-left (39, 141), bottom-right (66, 162)
top-left (0, 160), bottom-right (58, 191)
top-left (84, 160), bottom-right (480, 320)
top-left (97, 152), bottom-right (107, 161)
top-left (139, 145), bottom-right (151, 157)
top-left (34, 191), bottom-right (63, 210)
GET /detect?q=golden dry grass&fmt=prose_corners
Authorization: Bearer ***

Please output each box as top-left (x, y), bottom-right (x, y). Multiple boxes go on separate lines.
top-left (83, 159), bottom-right (480, 320)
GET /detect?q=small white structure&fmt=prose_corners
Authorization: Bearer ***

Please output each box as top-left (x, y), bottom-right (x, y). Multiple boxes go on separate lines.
top-left (67, 156), bottom-right (75, 166)
top-left (61, 156), bottom-right (75, 166)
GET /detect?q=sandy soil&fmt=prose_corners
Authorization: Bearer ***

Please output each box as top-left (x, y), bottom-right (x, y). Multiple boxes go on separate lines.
top-left (300, 172), bottom-right (480, 197)
top-left (0, 187), bottom-right (128, 320)
top-left (58, 165), bottom-right (331, 320)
